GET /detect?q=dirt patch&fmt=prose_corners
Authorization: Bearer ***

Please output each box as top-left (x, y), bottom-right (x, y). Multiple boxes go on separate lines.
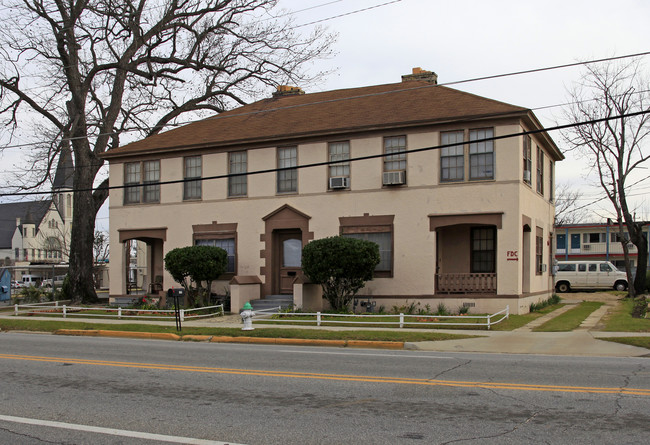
top-left (563, 291), bottom-right (626, 303)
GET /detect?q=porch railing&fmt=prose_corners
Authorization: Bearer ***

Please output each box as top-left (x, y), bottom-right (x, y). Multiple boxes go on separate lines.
top-left (436, 273), bottom-right (497, 293)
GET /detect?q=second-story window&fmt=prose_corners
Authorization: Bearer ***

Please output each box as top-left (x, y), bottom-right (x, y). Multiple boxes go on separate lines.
top-left (228, 151), bottom-right (247, 197)
top-left (328, 141), bottom-right (350, 188)
top-left (183, 156), bottom-right (202, 200)
top-left (384, 136), bottom-right (406, 172)
top-left (383, 136), bottom-right (406, 186)
top-left (523, 135), bottom-right (532, 185)
top-left (469, 128), bottom-right (494, 180)
top-left (549, 158), bottom-right (554, 202)
top-left (536, 146), bottom-right (544, 195)
top-left (277, 147), bottom-right (297, 193)
top-left (124, 162), bottom-right (141, 204)
top-left (440, 131), bottom-right (464, 182)
top-left (124, 160), bottom-right (160, 204)
top-left (143, 160), bottom-right (160, 203)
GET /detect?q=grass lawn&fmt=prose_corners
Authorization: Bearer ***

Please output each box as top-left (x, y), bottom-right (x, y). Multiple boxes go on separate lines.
top-left (598, 337), bottom-right (650, 349)
top-left (0, 318), bottom-right (479, 342)
top-left (601, 297), bottom-right (650, 332)
top-left (254, 305), bottom-right (565, 332)
top-left (481, 303), bottom-right (566, 331)
top-left (533, 301), bottom-right (604, 332)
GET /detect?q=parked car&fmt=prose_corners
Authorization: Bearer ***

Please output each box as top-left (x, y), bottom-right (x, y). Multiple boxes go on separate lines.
top-left (42, 275), bottom-right (67, 288)
top-left (11, 280), bottom-right (20, 289)
top-left (554, 261), bottom-right (628, 292)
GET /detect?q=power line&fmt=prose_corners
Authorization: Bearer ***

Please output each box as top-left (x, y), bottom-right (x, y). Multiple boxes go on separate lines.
top-left (293, 0), bottom-right (402, 28)
top-left (1, 108), bottom-right (648, 198)
top-left (557, 175), bottom-right (650, 212)
top-left (1, 50), bottom-right (649, 152)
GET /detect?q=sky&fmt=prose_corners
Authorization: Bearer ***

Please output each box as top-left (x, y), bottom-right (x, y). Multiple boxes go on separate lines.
top-left (276, 0), bottom-right (650, 219)
top-left (2, 0), bottom-right (650, 230)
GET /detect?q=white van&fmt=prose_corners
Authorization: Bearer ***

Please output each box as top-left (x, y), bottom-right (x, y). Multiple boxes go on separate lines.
top-left (554, 261), bottom-right (628, 292)
top-left (20, 275), bottom-right (43, 288)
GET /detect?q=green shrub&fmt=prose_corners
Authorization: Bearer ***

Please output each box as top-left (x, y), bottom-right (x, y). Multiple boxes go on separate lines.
top-left (301, 236), bottom-right (380, 311)
top-left (164, 245), bottom-right (228, 306)
top-left (13, 286), bottom-right (45, 304)
top-left (59, 274), bottom-right (72, 301)
top-left (392, 300), bottom-right (420, 315)
top-left (436, 302), bottom-right (449, 316)
top-left (530, 294), bottom-right (562, 313)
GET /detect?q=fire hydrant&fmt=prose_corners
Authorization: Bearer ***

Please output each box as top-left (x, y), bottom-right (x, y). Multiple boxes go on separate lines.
top-left (240, 302), bottom-right (255, 331)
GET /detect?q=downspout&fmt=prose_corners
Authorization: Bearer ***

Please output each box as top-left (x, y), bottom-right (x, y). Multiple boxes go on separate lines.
top-left (565, 227), bottom-right (569, 261)
top-left (606, 221), bottom-right (610, 262)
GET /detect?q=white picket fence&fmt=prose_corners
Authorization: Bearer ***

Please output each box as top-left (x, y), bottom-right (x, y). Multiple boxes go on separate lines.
top-left (252, 305), bottom-right (509, 330)
top-left (13, 302), bottom-right (224, 322)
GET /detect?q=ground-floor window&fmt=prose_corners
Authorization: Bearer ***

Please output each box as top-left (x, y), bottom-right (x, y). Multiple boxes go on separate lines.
top-left (471, 227), bottom-right (495, 273)
top-left (192, 221), bottom-right (238, 276)
top-left (536, 227), bottom-right (543, 275)
top-left (613, 259), bottom-right (634, 271)
top-left (343, 232), bottom-right (392, 272)
top-left (195, 238), bottom-right (235, 273)
top-left (340, 214), bottom-right (394, 278)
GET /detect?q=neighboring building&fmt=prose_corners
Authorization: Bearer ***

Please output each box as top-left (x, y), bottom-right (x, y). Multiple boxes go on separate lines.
top-left (0, 149), bottom-right (74, 280)
top-left (0, 268), bottom-right (11, 301)
top-left (555, 222), bottom-right (650, 272)
top-left (102, 68), bottom-right (563, 314)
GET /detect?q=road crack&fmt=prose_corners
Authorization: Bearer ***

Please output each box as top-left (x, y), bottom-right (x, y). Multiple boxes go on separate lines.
top-left (428, 359), bottom-right (471, 381)
top-left (0, 425), bottom-right (70, 444)
top-left (437, 410), bottom-right (542, 445)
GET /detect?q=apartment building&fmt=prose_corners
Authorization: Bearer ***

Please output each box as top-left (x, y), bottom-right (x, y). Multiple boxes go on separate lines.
top-left (102, 68), bottom-right (563, 314)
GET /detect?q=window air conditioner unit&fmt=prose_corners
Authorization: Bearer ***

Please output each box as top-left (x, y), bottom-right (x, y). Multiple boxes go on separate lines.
top-left (582, 244), bottom-right (591, 251)
top-left (329, 176), bottom-right (349, 189)
top-left (383, 170), bottom-right (406, 185)
top-left (523, 171), bottom-right (531, 182)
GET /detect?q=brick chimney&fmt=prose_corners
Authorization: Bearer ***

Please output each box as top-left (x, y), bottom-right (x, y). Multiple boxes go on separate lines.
top-left (272, 85), bottom-right (305, 97)
top-left (401, 67), bottom-right (438, 84)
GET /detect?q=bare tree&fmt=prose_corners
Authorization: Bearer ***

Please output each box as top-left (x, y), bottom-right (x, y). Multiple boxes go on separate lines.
top-left (93, 230), bottom-right (109, 288)
top-left (93, 230), bottom-right (109, 264)
top-left (0, 0), bottom-right (335, 303)
top-left (562, 59), bottom-right (650, 315)
top-left (554, 182), bottom-right (590, 226)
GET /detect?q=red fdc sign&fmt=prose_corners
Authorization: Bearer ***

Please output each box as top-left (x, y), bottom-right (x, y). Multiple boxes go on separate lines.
top-left (506, 251), bottom-right (518, 261)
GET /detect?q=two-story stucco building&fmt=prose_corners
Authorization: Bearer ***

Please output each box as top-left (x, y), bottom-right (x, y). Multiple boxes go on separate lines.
top-left (102, 68), bottom-right (563, 314)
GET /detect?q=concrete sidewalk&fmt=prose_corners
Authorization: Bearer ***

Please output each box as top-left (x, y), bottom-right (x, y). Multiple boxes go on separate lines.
top-left (405, 330), bottom-right (650, 357)
top-left (407, 298), bottom-right (650, 357)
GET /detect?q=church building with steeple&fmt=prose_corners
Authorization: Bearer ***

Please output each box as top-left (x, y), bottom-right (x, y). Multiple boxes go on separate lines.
top-left (0, 148), bottom-right (74, 267)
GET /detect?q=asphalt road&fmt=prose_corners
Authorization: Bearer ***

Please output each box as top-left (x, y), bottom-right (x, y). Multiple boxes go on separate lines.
top-left (1, 332), bottom-right (649, 444)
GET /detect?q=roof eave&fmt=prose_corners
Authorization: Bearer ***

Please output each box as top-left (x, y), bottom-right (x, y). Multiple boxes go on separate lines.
top-left (100, 110), bottom-right (532, 162)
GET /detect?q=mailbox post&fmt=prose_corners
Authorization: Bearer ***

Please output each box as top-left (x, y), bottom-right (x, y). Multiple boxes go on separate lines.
top-left (167, 287), bottom-right (185, 331)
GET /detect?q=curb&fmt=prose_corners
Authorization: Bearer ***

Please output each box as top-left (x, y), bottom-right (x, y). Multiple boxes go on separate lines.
top-left (53, 329), bottom-right (404, 349)
top-left (54, 329), bottom-right (181, 341)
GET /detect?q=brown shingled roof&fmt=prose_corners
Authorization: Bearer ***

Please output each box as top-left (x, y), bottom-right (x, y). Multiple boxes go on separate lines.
top-left (102, 81), bottom-right (530, 159)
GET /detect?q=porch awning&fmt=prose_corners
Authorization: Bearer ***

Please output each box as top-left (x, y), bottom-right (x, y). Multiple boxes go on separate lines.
top-left (429, 212), bottom-right (503, 231)
top-left (118, 227), bottom-right (167, 242)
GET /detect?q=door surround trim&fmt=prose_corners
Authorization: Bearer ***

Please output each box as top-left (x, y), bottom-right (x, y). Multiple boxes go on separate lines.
top-left (260, 204), bottom-right (313, 296)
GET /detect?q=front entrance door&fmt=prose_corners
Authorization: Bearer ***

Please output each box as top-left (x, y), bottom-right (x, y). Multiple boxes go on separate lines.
top-left (276, 230), bottom-right (302, 294)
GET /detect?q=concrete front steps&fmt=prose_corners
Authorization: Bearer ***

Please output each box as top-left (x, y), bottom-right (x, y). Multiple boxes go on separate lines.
top-left (249, 294), bottom-right (294, 311)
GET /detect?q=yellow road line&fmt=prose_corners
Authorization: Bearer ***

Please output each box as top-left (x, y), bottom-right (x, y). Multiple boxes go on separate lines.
top-left (1, 353), bottom-right (648, 396)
